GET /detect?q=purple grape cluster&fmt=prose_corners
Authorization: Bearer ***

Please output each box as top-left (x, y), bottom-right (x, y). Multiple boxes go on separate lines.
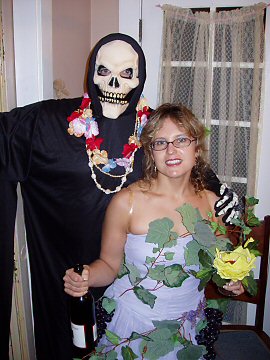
top-left (95, 299), bottom-right (115, 341)
top-left (195, 307), bottom-right (223, 360)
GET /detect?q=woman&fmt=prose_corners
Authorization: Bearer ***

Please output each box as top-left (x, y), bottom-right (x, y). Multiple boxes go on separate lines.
top-left (64, 103), bottom-right (244, 358)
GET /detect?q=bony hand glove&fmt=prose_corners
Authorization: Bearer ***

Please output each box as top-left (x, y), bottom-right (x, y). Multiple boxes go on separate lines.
top-left (214, 183), bottom-right (241, 224)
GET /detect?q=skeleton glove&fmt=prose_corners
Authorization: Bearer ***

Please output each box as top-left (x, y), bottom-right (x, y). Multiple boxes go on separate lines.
top-left (214, 183), bottom-right (242, 224)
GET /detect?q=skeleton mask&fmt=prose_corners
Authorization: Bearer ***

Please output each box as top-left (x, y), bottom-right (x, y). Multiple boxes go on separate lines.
top-left (93, 40), bottom-right (139, 119)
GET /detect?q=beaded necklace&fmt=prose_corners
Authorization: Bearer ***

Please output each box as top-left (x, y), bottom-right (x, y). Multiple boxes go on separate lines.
top-left (67, 93), bottom-right (150, 194)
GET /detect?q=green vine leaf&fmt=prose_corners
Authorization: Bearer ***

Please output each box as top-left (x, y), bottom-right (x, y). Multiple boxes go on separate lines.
top-left (164, 252), bottom-right (175, 260)
top-left (146, 256), bottom-right (156, 264)
top-left (184, 240), bottom-right (201, 266)
top-left (133, 286), bottom-right (157, 308)
top-left (102, 297), bottom-right (116, 315)
top-left (246, 209), bottom-right (260, 227)
top-left (106, 350), bottom-right (118, 360)
top-left (139, 328), bottom-right (176, 360)
top-left (177, 344), bottom-right (206, 360)
top-left (125, 262), bottom-right (142, 286)
top-left (245, 196), bottom-right (259, 206)
top-left (146, 218), bottom-right (177, 248)
top-left (118, 255), bottom-right (129, 279)
top-left (148, 265), bottom-right (165, 281)
top-left (163, 264), bottom-right (189, 287)
top-left (176, 204), bottom-right (202, 233)
top-left (105, 330), bottom-right (121, 345)
top-left (193, 222), bottom-right (217, 247)
top-left (121, 346), bottom-right (139, 360)
top-left (152, 319), bottom-right (180, 333)
top-left (129, 332), bottom-right (152, 342)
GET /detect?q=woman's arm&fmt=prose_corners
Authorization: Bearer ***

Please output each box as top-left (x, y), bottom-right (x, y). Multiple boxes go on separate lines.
top-left (64, 188), bottom-right (130, 297)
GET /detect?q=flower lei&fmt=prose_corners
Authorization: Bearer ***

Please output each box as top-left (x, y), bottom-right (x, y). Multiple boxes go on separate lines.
top-left (67, 93), bottom-right (150, 194)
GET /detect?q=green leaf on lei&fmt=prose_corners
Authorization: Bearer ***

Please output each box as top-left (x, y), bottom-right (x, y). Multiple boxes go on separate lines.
top-left (163, 264), bottom-right (189, 287)
top-left (105, 329), bottom-right (121, 345)
top-left (133, 286), bottom-right (157, 308)
top-left (177, 344), bottom-right (207, 360)
top-left (176, 204), bottom-right (202, 233)
top-left (102, 297), bottom-right (116, 315)
top-left (146, 218), bottom-right (178, 248)
top-left (121, 346), bottom-right (139, 360)
top-left (148, 265), bottom-right (165, 281)
top-left (139, 328), bottom-right (176, 360)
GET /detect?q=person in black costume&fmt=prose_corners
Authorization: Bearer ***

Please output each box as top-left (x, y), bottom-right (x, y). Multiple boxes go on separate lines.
top-left (0, 33), bottom-right (238, 360)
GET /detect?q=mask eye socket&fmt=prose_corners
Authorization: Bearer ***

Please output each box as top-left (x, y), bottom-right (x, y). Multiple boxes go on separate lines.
top-left (120, 68), bottom-right (133, 79)
top-left (97, 65), bottom-right (111, 76)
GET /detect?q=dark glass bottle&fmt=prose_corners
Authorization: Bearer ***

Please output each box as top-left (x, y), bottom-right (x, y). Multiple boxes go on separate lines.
top-left (70, 264), bottom-right (97, 359)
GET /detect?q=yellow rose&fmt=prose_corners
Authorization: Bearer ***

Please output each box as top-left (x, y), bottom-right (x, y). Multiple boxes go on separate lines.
top-left (213, 247), bottom-right (256, 282)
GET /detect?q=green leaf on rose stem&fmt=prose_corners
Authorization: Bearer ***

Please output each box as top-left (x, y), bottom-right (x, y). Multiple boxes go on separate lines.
top-left (133, 286), bottom-right (157, 308)
top-left (250, 249), bottom-right (261, 257)
top-left (129, 331), bottom-right (152, 342)
top-left (106, 350), bottom-right (118, 360)
top-left (121, 345), bottom-right (139, 360)
top-left (105, 329), bottom-right (121, 345)
top-left (125, 262), bottom-right (142, 286)
top-left (164, 251), bottom-right (175, 260)
top-left (212, 272), bottom-right (228, 287)
top-left (245, 196), bottom-right (259, 206)
top-left (177, 344), bottom-right (207, 360)
top-left (146, 218), bottom-right (178, 248)
top-left (176, 204), bottom-right (202, 233)
top-left (246, 209), bottom-right (261, 227)
top-left (198, 270), bottom-right (213, 291)
top-left (148, 265), bottom-right (165, 281)
top-left (198, 249), bottom-right (213, 268)
top-left (184, 240), bottom-right (201, 266)
top-left (196, 267), bottom-right (214, 280)
top-left (163, 264), bottom-right (189, 287)
top-left (242, 276), bottom-right (258, 296)
top-left (210, 221), bottom-right (219, 232)
top-left (102, 297), bottom-right (116, 315)
top-left (139, 328), bottom-right (176, 360)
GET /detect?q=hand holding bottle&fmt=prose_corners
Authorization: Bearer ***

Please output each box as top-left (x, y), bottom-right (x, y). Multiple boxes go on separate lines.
top-left (64, 265), bottom-right (91, 297)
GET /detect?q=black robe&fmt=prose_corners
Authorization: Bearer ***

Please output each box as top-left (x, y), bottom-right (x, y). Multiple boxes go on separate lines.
top-left (0, 33), bottom-right (146, 360)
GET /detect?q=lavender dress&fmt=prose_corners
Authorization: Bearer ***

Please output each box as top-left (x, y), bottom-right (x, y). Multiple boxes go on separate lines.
top-left (100, 233), bottom-right (206, 359)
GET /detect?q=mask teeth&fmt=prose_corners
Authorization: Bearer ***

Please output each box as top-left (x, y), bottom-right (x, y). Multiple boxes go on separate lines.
top-left (98, 96), bottom-right (128, 105)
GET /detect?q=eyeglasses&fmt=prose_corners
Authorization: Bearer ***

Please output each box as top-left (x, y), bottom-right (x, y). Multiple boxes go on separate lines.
top-left (151, 137), bottom-right (196, 151)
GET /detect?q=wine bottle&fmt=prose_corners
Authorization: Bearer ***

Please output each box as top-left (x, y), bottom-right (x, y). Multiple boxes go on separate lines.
top-left (70, 264), bottom-right (97, 359)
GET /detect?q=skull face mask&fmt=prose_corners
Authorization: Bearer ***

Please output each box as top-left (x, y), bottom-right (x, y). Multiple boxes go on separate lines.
top-left (93, 40), bottom-right (139, 119)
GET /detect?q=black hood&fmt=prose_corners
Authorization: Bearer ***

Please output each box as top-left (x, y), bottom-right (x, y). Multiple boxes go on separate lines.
top-left (87, 33), bottom-right (146, 119)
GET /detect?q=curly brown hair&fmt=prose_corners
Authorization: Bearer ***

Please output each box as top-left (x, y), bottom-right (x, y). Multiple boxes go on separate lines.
top-left (140, 103), bottom-right (211, 193)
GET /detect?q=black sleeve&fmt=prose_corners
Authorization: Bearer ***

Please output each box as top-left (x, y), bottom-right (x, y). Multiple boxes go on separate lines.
top-left (0, 103), bottom-right (39, 358)
top-left (203, 167), bottom-right (222, 196)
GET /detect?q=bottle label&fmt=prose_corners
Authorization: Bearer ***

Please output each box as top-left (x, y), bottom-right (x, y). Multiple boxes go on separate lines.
top-left (71, 322), bottom-right (86, 348)
top-left (93, 323), bottom-right (98, 342)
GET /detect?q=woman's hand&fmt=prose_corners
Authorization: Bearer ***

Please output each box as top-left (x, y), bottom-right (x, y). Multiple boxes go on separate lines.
top-left (222, 280), bottom-right (244, 296)
top-left (63, 265), bottom-right (90, 297)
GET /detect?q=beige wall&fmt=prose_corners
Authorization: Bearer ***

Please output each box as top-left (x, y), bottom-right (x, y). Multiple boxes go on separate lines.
top-left (52, 0), bottom-right (119, 99)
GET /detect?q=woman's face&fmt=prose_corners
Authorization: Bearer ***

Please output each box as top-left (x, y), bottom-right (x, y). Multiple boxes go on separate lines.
top-left (152, 117), bottom-right (197, 180)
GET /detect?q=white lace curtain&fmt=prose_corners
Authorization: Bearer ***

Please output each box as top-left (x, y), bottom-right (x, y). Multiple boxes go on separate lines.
top-left (0, 0), bottom-right (7, 112)
top-left (159, 3), bottom-right (266, 198)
